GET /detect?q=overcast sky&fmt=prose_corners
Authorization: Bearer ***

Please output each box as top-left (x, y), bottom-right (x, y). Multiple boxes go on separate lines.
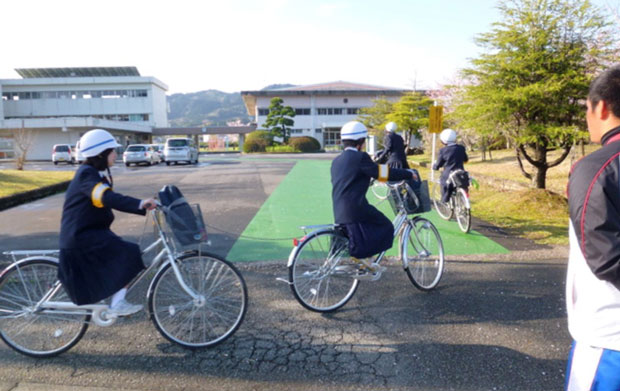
top-left (1, 0), bottom-right (617, 94)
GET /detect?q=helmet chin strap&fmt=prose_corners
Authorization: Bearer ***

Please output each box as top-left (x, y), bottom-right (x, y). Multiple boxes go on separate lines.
top-left (105, 167), bottom-right (114, 188)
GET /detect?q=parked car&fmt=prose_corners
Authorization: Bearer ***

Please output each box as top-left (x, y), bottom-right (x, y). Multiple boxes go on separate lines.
top-left (52, 144), bottom-right (74, 165)
top-left (72, 141), bottom-right (85, 164)
top-left (150, 144), bottom-right (165, 163)
top-left (123, 144), bottom-right (159, 166)
top-left (163, 138), bottom-right (199, 165)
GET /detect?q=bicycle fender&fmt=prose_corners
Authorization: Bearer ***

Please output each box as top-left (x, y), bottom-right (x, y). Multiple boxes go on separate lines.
top-left (458, 188), bottom-right (471, 209)
top-left (287, 228), bottom-right (335, 268)
top-left (0, 256), bottom-right (59, 279)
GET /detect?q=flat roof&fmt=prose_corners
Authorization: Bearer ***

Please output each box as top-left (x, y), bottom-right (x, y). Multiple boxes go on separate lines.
top-left (15, 67), bottom-right (141, 78)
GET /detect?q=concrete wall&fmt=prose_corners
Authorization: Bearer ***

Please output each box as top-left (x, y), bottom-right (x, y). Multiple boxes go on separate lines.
top-left (1, 76), bottom-right (168, 127)
top-left (254, 94), bottom-right (401, 147)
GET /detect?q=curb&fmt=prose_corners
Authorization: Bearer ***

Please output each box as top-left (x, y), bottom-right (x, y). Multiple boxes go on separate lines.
top-left (0, 181), bottom-right (70, 212)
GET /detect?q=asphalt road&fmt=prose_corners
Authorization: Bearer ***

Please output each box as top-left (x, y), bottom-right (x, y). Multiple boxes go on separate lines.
top-left (0, 155), bottom-right (571, 391)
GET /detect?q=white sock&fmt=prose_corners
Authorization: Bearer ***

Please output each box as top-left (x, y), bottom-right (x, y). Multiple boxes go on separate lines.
top-left (110, 288), bottom-right (127, 308)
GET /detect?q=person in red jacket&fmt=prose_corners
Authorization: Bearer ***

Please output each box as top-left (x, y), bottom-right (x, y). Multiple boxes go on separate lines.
top-left (565, 64), bottom-right (620, 390)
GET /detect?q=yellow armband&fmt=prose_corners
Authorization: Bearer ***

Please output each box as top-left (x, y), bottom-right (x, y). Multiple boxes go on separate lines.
top-left (91, 182), bottom-right (110, 208)
top-left (377, 164), bottom-right (390, 182)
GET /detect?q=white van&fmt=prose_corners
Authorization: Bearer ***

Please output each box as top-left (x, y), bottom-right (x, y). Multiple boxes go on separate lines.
top-left (52, 144), bottom-right (73, 165)
top-left (164, 138), bottom-right (199, 165)
top-left (72, 140), bottom-right (85, 164)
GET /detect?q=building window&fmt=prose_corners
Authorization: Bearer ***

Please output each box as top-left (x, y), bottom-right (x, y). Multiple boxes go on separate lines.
top-left (294, 108), bottom-right (311, 115)
top-left (318, 108), bottom-right (347, 115)
top-left (315, 128), bottom-right (322, 134)
top-left (324, 128), bottom-right (341, 147)
top-left (258, 108), bottom-right (269, 116)
top-left (347, 108), bottom-right (359, 115)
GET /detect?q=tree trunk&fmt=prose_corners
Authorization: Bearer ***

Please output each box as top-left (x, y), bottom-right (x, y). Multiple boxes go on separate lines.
top-left (534, 165), bottom-right (547, 189)
top-left (481, 138), bottom-right (487, 161)
top-left (532, 143), bottom-right (547, 189)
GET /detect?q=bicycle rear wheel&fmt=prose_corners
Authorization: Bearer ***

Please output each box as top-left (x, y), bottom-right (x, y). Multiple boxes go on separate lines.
top-left (454, 188), bottom-right (471, 233)
top-left (0, 259), bottom-right (89, 357)
top-left (148, 252), bottom-right (247, 348)
top-left (403, 218), bottom-right (445, 291)
top-left (289, 229), bottom-right (359, 312)
top-left (431, 182), bottom-right (453, 220)
top-left (370, 179), bottom-right (389, 200)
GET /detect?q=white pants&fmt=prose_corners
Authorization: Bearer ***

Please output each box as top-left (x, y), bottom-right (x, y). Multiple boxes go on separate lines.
top-left (566, 341), bottom-right (620, 391)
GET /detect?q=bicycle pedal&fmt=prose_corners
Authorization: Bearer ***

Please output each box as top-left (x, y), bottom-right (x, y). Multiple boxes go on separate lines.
top-left (355, 265), bottom-right (386, 281)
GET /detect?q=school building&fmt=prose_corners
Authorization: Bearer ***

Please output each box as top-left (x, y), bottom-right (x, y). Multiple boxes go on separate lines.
top-left (241, 81), bottom-right (408, 149)
top-left (0, 67), bottom-right (169, 160)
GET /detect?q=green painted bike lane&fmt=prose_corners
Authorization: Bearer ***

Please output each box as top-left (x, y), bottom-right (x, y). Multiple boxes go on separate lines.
top-left (226, 160), bottom-right (508, 262)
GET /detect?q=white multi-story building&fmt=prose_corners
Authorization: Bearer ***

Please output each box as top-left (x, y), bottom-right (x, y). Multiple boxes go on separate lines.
top-left (241, 81), bottom-right (407, 149)
top-left (0, 67), bottom-right (168, 160)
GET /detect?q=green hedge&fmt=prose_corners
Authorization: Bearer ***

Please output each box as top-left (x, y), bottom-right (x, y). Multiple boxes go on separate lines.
top-left (243, 131), bottom-right (273, 153)
top-left (288, 136), bottom-right (321, 152)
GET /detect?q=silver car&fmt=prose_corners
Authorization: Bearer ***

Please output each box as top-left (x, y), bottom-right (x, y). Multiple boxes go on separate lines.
top-left (123, 144), bottom-right (159, 166)
top-left (164, 138), bottom-right (199, 165)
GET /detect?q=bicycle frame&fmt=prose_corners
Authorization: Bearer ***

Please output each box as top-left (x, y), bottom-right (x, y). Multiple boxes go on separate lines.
top-left (1, 208), bottom-right (202, 327)
top-left (287, 198), bottom-right (416, 271)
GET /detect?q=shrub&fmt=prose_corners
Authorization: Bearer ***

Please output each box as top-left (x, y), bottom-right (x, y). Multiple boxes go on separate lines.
top-left (266, 145), bottom-right (297, 153)
top-left (243, 131), bottom-right (273, 153)
top-left (288, 136), bottom-right (321, 152)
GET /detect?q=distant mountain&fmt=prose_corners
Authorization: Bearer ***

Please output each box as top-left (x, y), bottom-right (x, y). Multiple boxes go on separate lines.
top-left (261, 84), bottom-right (297, 90)
top-left (166, 90), bottom-right (252, 127)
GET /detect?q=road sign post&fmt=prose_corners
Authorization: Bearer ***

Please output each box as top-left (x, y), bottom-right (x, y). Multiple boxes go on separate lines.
top-left (429, 105), bottom-right (443, 183)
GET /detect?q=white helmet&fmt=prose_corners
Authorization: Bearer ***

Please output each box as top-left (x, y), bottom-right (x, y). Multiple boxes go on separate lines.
top-left (440, 128), bottom-right (457, 144)
top-left (341, 121), bottom-right (368, 140)
top-left (385, 122), bottom-right (397, 132)
top-left (79, 129), bottom-right (121, 158)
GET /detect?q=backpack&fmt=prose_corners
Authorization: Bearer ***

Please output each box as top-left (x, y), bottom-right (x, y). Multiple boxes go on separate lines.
top-left (158, 185), bottom-right (206, 246)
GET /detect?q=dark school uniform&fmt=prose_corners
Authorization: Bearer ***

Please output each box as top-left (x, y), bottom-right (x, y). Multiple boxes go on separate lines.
top-left (58, 164), bottom-right (146, 305)
top-left (432, 143), bottom-right (468, 203)
top-left (331, 148), bottom-right (412, 258)
top-left (376, 132), bottom-right (409, 169)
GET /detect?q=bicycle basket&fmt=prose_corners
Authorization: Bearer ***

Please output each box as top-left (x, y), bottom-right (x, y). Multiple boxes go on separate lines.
top-left (449, 170), bottom-right (470, 188)
top-left (161, 202), bottom-right (208, 251)
top-left (387, 180), bottom-right (431, 215)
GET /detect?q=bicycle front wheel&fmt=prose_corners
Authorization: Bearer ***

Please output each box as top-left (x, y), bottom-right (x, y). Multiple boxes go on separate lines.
top-left (454, 188), bottom-right (471, 233)
top-left (370, 179), bottom-right (389, 200)
top-left (289, 229), bottom-right (359, 312)
top-left (431, 182), bottom-right (453, 220)
top-left (403, 218), bottom-right (445, 291)
top-left (148, 252), bottom-right (247, 348)
top-left (0, 259), bottom-right (89, 358)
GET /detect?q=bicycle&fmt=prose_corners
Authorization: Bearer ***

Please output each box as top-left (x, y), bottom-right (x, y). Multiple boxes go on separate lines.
top-left (431, 169), bottom-right (472, 233)
top-left (287, 180), bottom-right (444, 313)
top-left (0, 199), bottom-right (248, 358)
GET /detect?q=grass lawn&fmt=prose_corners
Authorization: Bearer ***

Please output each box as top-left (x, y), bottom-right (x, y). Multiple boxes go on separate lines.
top-left (0, 170), bottom-right (74, 198)
top-left (409, 145), bottom-right (587, 245)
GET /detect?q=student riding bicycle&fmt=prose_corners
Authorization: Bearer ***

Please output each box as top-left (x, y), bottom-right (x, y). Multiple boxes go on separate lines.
top-left (331, 121), bottom-right (417, 265)
top-left (57, 129), bottom-right (156, 317)
top-left (432, 128), bottom-right (469, 203)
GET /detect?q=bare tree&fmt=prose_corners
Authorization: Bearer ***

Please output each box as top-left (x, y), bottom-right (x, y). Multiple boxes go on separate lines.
top-left (13, 124), bottom-right (35, 170)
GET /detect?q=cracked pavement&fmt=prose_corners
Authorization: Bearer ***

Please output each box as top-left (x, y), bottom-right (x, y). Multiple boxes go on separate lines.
top-left (0, 156), bottom-right (571, 390)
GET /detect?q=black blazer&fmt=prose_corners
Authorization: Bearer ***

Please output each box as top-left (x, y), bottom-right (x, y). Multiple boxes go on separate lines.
top-left (432, 143), bottom-right (468, 185)
top-left (376, 132), bottom-right (409, 168)
top-left (331, 149), bottom-right (411, 224)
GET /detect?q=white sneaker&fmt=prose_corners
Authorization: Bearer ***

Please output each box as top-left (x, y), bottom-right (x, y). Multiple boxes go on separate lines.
top-left (108, 299), bottom-right (143, 317)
